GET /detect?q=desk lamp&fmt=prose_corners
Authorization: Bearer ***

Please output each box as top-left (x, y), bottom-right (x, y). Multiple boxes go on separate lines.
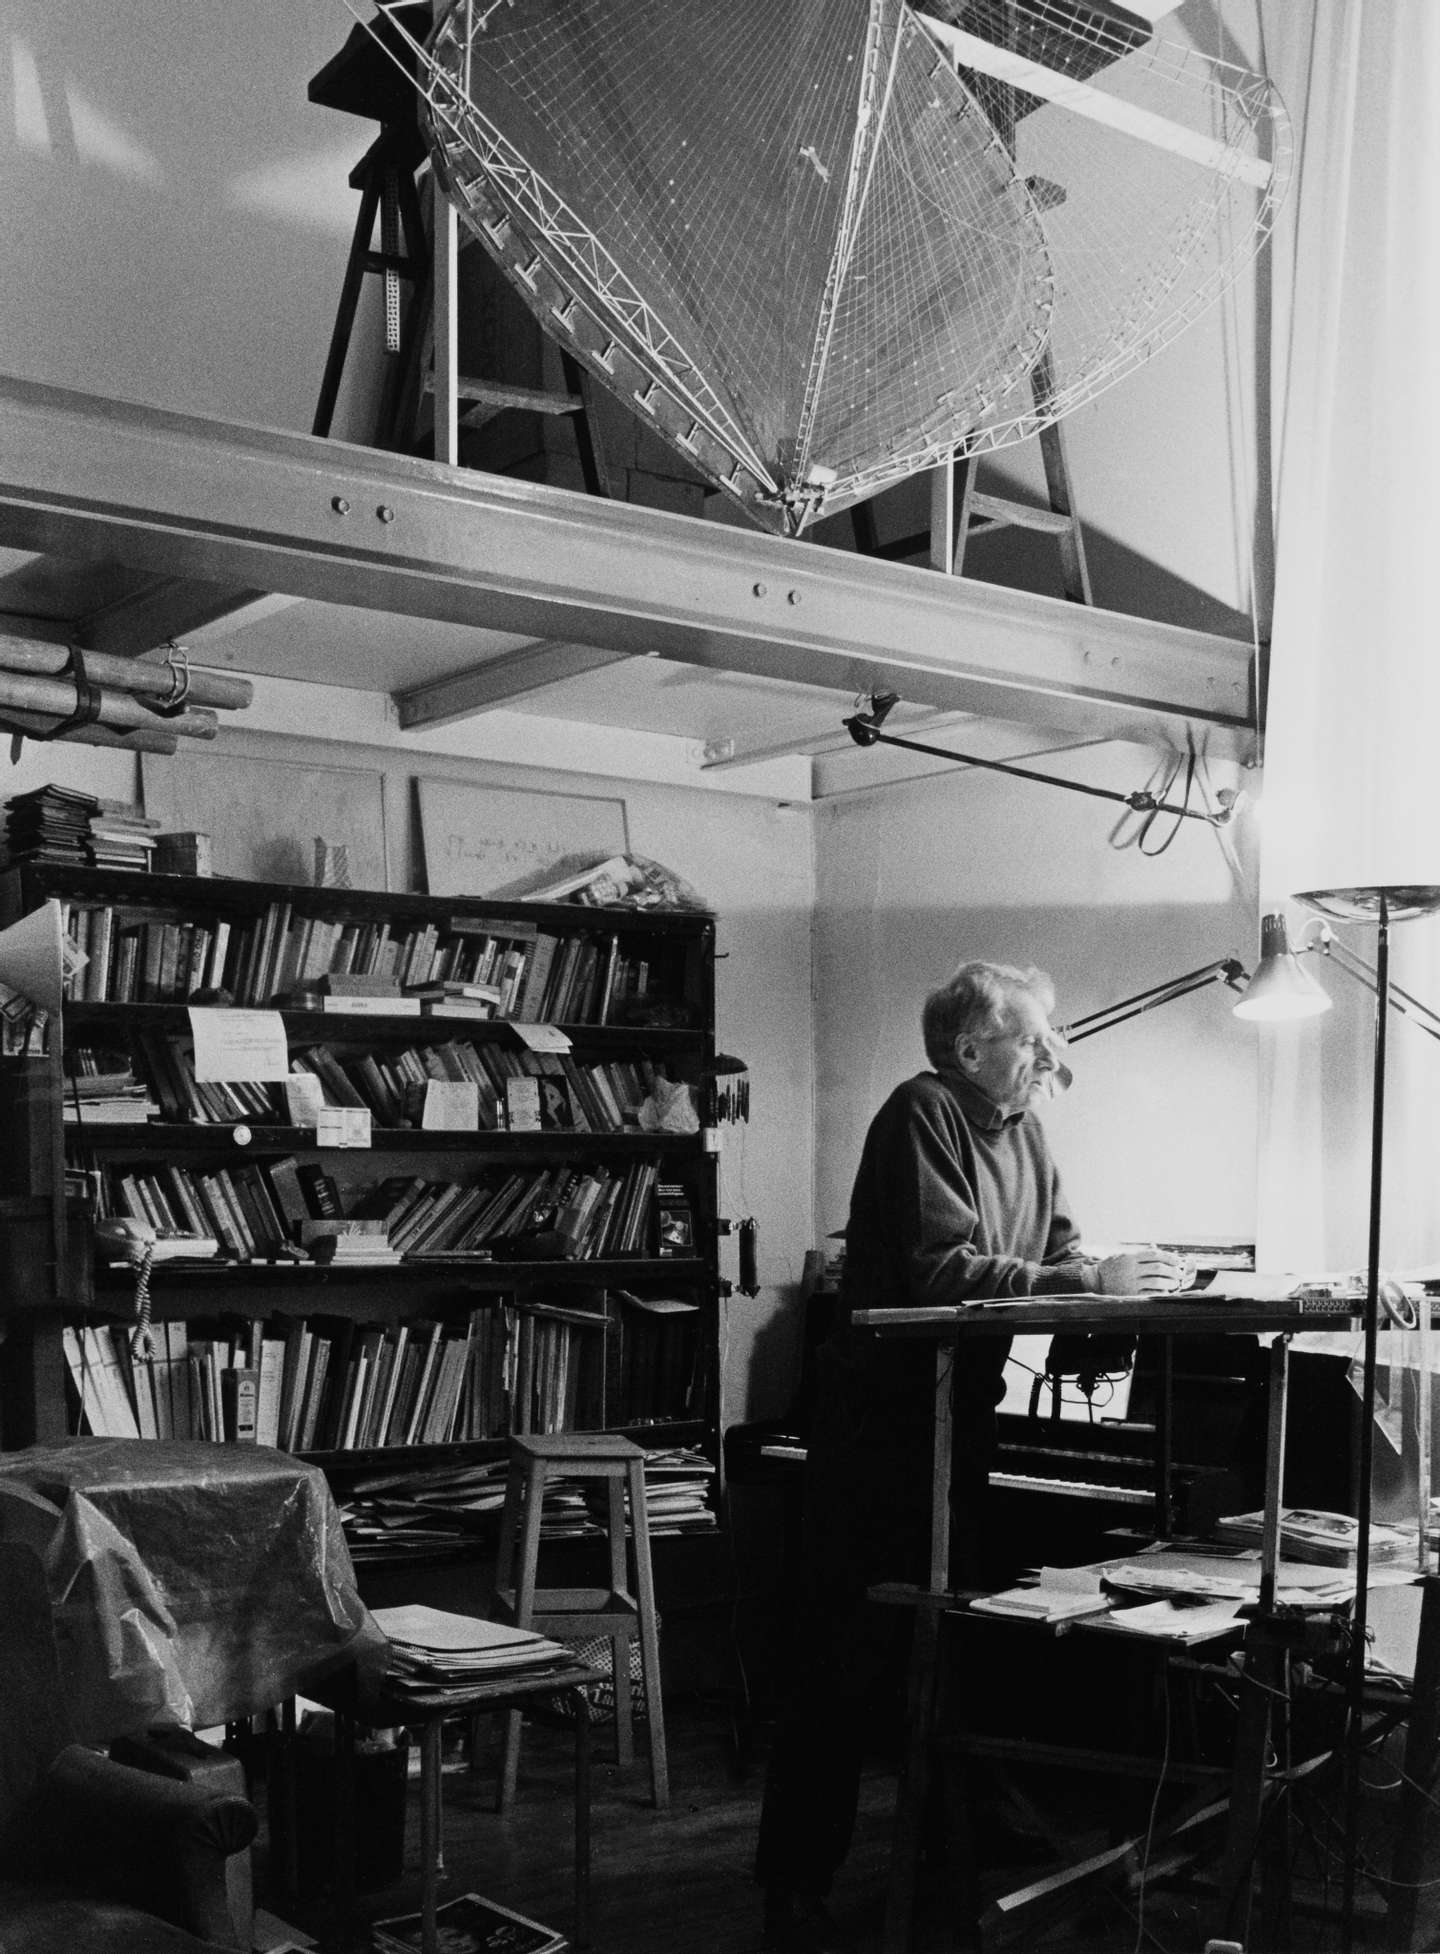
top-left (1037, 955), bottom-right (1250, 1415)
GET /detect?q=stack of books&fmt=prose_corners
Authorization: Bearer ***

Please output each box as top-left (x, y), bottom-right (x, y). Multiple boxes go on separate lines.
top-left (404, 978), bottom-right (506, 1019)
top-left (88, 801), bottom-right (161, 871)
top-left (1, 788), bottom-right (159, 871)
top-left (634, 1445), bottom-right (717, 1534)
top-left (298, 1218), bottom-right (402, 1267)
top-left (314, 971), bottom-right (418, 1015)
top-left (372, 1891), bottom-right (564, 1954)
top-left (62, 1053), bottom-right (160, 1124)
top-left (2, 783), bottom-right (101, 866)
top-left (338, 1457), bottom-right (511, 1562)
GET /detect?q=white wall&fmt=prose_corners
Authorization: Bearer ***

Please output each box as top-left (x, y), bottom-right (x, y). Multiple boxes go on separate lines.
top-left (1, 4), bottom-right (372, 434)
top-left (812, 741), bottom-right (1259, 1255)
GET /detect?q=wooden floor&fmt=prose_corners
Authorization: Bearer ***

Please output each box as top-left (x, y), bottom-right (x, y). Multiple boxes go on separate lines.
top-left (259, 1690), bottom-right (1410, 1954)
top-left (260, 1695), bottom-right (1221, 1954)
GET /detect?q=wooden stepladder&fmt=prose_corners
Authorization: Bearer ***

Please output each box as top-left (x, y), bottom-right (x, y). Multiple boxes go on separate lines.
top-left (927, 348), bottom-right (1093, 604)
top-left (311, 122), bottom-right (430, 449)
top-left (426, 193), bottom-right (615, 494)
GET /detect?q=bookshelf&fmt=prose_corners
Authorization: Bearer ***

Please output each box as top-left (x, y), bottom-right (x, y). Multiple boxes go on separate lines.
top-left (0, 863), bottom-right (722, 1543)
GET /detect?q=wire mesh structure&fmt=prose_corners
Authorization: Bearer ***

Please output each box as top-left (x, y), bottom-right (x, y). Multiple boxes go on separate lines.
top-left (350, 0), bottom-right (1290, 536)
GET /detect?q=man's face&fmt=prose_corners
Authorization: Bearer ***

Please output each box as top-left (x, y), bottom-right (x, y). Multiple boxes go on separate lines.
top-left (956, 990), bottom-right (1064, 1114)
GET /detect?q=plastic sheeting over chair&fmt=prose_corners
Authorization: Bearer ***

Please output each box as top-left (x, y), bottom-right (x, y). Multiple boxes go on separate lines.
top-left (0, 1438), bottom-right (385, 1744)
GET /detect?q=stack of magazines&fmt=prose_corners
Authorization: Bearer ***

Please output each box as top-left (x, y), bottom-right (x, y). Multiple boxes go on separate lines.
top-left (372, 1890), bottom-right (564, 1954)
top-left (2, 783), bottom-right (100, 866)
top-left (1214, 1507), bottom-right (1417, 1568)
top-left (371, 1604), bottom-right (574, 1698)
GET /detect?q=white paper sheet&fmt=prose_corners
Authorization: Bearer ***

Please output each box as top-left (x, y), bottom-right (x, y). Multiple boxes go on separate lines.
top-left (188, 1007), bottom-right (289, 1081)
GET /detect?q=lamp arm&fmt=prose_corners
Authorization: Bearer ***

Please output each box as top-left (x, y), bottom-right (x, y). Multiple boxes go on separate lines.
top-left (1059, 958), bottom-right (1248, 1043)
top-left (1313, 934), bottom-right (1440, 1044)
top-left (842, 698), bottom-right (1239, 828)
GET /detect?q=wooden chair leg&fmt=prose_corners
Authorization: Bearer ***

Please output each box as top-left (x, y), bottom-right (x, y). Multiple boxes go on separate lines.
top-left (627, 1458), bottom-right (669, 1810)
top-left (605, 1480), bottom-right (635, 1768)
top-left (498, 1705), bottom-right (525, 1812)
top-left (499, 1459), bottom-right (548, 1809)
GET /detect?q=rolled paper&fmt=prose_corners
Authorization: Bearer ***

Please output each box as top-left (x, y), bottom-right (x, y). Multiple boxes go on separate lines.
top-left (0, 670), bottom-right (217, 739)
top-left (0, 707), bottom-right (179, 755)
top-left (0, 632), bottom-right (252, 711)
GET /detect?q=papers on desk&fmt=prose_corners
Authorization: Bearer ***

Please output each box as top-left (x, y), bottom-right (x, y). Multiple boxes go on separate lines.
top-left (1096, 1545), bottom-right (1415, 1610)
top-left (371, 1604), bottom-right (572, 1691)
top-left (1083, 1597), bottom-right (1246, 1645)
top-left (970, 1564), bottom-right (1113, 1625)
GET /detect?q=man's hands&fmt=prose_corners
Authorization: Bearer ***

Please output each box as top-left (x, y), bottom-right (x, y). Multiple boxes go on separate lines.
top-left (1096, 1247), bottom-right (1185, 1296)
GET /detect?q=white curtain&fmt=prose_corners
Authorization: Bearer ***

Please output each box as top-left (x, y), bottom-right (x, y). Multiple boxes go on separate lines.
top-left (1257, 0), bottom-right (1440, 1276)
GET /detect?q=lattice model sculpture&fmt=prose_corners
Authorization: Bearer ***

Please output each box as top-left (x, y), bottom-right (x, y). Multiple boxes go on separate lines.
top-left (349, 0), bottom-right (1289, 537)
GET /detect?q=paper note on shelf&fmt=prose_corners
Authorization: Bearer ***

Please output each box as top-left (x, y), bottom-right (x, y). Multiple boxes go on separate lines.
top-left (315, 1106), bottom-right (371, 1148)
top-left (422, 1080), bottom-right (480, 1130)
top-left (189, 1007), bottom-right (290, 1081)
top-left (284, 1074), bottom-right (325, 1127)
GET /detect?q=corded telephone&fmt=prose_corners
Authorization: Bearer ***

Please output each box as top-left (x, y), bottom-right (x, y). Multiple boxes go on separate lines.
top-left (93, 1217), bottom-right (156, 1263)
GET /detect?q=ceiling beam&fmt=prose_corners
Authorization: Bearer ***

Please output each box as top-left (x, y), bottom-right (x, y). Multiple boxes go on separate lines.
top-left (395, 638), bottom-right (632, 728)
top-left (0, 376), bottom-right (1258, 761)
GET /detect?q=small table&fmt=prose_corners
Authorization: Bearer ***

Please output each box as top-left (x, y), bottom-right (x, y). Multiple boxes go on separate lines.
top-left (325, 1656), bottom-right (608, 1954)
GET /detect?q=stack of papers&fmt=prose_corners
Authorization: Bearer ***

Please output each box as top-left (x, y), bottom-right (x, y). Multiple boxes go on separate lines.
top-left (1097, 1545), bottom-right (1415, 1610)
top-left (970, 1565), bottom-right (1112, 1624)
top-left (373, 1890), bottom-right (564, 1954)
top-left (1215, 1507), bottom-right (1418, 1568)
top-left (1084, 1596), bottom-right (1246, 1644)
top-left (372, 1605), bottom-right (573, 1694)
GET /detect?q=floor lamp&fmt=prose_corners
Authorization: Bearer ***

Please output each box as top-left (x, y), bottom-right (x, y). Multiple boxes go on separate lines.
top-left (1294, 882), bottom-right (1440, 1950)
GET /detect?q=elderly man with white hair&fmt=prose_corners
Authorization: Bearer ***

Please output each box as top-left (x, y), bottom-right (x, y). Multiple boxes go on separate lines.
top-left (757, 959), bottom-right (1181, 1952)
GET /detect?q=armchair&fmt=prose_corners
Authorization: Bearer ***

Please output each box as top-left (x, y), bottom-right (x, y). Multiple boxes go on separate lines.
top-left (0, 1542), bottom-right (257, 1954)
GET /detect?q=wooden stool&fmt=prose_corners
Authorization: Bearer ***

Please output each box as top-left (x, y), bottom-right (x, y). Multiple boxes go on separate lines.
top-left (492, 1432), bottom-right (669, 1809)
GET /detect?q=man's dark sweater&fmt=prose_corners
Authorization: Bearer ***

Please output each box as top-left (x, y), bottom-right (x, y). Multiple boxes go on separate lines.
top-left (832, 1067), bottom-right (1099, 1429)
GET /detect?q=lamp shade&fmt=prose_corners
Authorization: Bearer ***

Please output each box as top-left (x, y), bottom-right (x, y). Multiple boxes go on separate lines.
top-left (1232, 913), bottom-right (1333, 1022)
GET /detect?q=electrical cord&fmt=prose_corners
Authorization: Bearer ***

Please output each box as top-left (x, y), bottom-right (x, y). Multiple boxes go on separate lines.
top-left (127, 1239), bottom-right (157, 1361)
top-left (1130, 1662), bottom-right (1174, 1954)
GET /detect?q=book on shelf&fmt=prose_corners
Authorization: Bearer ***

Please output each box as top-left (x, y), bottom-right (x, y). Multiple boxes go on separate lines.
top-left (317, 971), bottom-right (403, 998)
top-left (320, 993), bottom-right (420, 1016)
top-left (372, 1890), bottom-right (564, 1954)
top-left (655, 1182), bottom-right (693, 1257)
top-left (62, 1324), bottom-right (137, 1438)
top-left (221, 1365), bottom-right (259, 1442)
